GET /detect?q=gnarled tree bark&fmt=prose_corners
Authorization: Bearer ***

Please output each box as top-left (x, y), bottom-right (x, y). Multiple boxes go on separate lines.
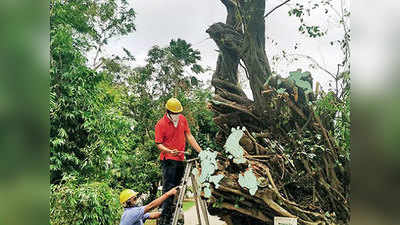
top-left (207, 0), bottom-right (272, 117)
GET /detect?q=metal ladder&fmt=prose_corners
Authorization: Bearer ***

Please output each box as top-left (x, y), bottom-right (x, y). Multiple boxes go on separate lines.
top-left (171, 158), bottom-right (210, 225)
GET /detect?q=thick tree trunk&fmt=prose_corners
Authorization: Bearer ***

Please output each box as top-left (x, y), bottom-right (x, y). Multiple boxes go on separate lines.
top-left (238, 0), bottom-right (272, 116)
top-left (207, 0), bottom-right (271, 117)
top-left (208, 0), bottom-right (243, 97)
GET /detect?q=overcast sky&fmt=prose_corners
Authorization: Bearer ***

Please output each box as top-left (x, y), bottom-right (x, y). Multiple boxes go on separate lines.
top-left (101, 0), bottom-right (347, 97)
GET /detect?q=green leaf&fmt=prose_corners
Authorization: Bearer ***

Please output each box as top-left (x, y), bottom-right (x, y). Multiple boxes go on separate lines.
top-left (288, 69), bottom-right (313, 94)
top-left (277, 88), bottom-right (286, 94)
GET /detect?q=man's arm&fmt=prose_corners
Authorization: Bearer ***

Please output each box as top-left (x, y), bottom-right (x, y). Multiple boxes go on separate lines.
top-left (147, 212), bottom-right (162, 219)
top-left (185, 132), bottom-right (202, 153)
top-left (156, 143), bottom-right (179, 156)
top-left (144, 187), bottom-right (177, 213)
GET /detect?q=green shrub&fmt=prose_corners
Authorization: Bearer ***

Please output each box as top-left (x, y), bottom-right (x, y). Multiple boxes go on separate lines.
top-left (50, 181), bottom-right (122, 225)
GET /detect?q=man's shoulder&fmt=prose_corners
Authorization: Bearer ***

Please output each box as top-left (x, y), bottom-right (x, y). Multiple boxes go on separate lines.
top-left (179, 114), bottom-right (187, 121)
top-left (124, 206), bottom-right (145, 218)
top-left (120, 207), bottom-right (145, 225)
top-left (156, 116), bottom-right (167, 126)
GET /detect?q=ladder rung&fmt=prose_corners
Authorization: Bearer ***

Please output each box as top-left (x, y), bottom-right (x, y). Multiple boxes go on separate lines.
top-left (171, 160), bottom-right (210, 225)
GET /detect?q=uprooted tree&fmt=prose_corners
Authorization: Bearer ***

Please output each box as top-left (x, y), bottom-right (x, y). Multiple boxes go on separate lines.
top-left (200, 0), bottom-right (350, 224)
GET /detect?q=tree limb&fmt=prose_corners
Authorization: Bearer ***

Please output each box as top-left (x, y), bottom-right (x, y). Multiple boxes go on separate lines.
top-left (221, 202), bottom-right (272, 223)
top-left (288, 54), bottom-right (336, 80)
top-left (264, 0), bottom-right (291, 18)
top-left (219, 89), bottom-right (253, 106)
top-left (212, 78), bottom-right (247, 96)
top-left (211, 95), bottom-right (260, 121)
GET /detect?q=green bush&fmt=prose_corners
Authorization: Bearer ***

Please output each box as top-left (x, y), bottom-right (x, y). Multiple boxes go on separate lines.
top-left (50, 181), bottom-right (122, 225)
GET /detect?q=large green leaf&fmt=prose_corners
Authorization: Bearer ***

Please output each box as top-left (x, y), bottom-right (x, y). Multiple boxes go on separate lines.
top-left (288, 69), bottom-right (312, 94)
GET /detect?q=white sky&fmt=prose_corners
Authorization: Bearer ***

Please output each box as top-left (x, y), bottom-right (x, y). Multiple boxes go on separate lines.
top-left (99, 0), bottom-right (348, 98)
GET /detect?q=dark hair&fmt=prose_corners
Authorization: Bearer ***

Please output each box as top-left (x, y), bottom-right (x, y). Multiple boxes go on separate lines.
top-left (167, 110), bottom-right (180, 115)
top-left (124, 196), bottom-right (137, 208)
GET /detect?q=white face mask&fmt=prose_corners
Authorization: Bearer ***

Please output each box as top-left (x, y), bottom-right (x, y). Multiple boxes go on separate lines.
top-left (168, 113), bottom-right (180, 127)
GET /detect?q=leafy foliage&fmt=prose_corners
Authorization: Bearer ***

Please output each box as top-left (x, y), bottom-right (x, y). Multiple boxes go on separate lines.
top-left (287, 69), bottom-right (313, 94)
top-left (50, 0), bottom-right (135, 51)
top-left (50, 21), bottom-right (136, 185)
top-left (142, 38), bottom-right (204, 97)
top-left (288, 1), bottom-right (329, 38)
top-left (50, 181), bottom-right (121, 225)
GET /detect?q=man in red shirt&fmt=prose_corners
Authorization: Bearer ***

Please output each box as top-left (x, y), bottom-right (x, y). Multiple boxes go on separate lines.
top-left (154, 98), bottom-right (202, 225)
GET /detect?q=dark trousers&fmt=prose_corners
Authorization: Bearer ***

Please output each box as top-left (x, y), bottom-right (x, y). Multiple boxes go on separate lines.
top-left (160, 159), bottom-right (185, 222)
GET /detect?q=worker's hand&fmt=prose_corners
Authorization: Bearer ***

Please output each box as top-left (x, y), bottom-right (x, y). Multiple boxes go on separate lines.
top-left (169, 149), bottom-right (180, 156)
top-left (166, 187), bottom-right (178, 196)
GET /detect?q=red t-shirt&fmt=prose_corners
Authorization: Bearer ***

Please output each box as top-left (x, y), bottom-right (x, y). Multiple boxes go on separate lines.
top-left (155, 113), bottom-right (190, 161)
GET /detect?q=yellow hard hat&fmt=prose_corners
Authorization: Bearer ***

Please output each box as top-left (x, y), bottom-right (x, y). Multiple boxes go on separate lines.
top-left (119, 189), bottom-right (138, 204)
top-left (165, 98), bottom-right (183, 113)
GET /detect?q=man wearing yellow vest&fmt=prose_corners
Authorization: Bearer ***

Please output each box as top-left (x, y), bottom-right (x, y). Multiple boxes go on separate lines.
top-left (155, 98), bottom-right (202, 225)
